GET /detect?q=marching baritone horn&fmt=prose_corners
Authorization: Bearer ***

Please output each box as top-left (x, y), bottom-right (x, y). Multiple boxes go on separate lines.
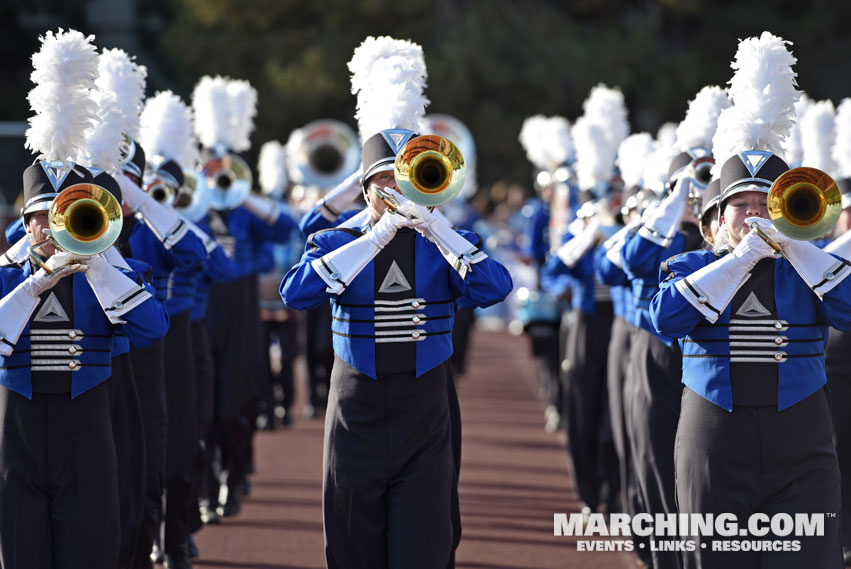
top-left (176, 168), bottom-right (212, 223)
top-left (203, 151), bottom-right (253, 211)
top-left (749, 166), bottom-right (841, 253)
top-left (29, 183), bottom-right (123, 270)
top-left (393, 135), bottom-right (466, 208)
top-left (287, 119), bottom-right (361, 190)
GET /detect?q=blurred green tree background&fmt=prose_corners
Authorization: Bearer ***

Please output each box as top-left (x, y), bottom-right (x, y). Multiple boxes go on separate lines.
top-left (2, 0), bottom-right (851, 197)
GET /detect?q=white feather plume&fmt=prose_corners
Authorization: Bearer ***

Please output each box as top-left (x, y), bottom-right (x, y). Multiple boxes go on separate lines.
top-left (348, 36), bottom-right (429, 142)
top-left (800, 99), bottom-right (837, 174)
top-left (192, 75), bottom-right (233, 150)
top-left (227, 79), bottom-right (257, 152)
top-left (711, 31), bottom-right (799, 174)
top-left (832, 98), bottom-right (851, 179)
top-left (258, 140), bottom-right (288, 193)
top-left (581, 84), bottom-right (630, 158)
top-left (656, 122), bottom-right (678, 151)
top-left (783, 93), bottom-right (813, 166)
top-left (140, 91), bottom-right (199, 169)
top-left (519, 115), bottom-right (549, 170)
top-left (572, 115), bottom-right (614, 190)
top-left (676, 86), bottom-right (731, 151)
top-left (617, 133), bottom-right (655, 189)
top-left (542, 117), bottom-right (575, 169)
top-left (94, 48), bottom-right (146, 140)
top-left (25, 29), bottom-right (100, 162)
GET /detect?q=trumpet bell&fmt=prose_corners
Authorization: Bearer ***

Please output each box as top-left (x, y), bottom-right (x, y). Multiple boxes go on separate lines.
top-left (203, 153), bottom-right (252, 210)
top-left (177, 169), bottom-right (212, 223)
top-left (767, 167), bottom-right (841, 241)
top-left (49, 183), bottom-right (123, 255)
top-left (394, 135), bottom-right (466, 207)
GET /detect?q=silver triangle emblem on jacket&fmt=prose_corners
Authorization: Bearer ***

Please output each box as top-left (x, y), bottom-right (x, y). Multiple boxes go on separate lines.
top-left (34, 291), bottom-right (70, 323)
top-left (735, 291), bottom-right (771, 318)
top-left (378, 260), bottom-right (412, 294)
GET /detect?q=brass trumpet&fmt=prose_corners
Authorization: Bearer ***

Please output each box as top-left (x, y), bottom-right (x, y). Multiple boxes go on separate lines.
top-left (29, 183), bottom-right (123, 270)
top-left (393, 135), bottom-right (466, 207)
top-left (749, 167), bottom-right (841, 253)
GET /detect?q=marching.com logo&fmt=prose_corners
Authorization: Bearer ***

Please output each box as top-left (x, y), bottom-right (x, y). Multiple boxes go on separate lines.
top-left (554, 513), bottom-right (828, 553)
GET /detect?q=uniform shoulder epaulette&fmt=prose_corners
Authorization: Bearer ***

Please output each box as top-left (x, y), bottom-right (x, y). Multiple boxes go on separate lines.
top-left (307, 226), bottom-right (364, 252)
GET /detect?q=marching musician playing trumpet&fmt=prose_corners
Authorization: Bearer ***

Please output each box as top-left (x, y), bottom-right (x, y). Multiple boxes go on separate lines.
top-left (651, 32), bottom-right (850, 568)
top-left (281, 36), bottom-right (511, 569)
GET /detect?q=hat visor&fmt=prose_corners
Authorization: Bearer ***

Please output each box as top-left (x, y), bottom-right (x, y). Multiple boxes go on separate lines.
top-left (22, 200), bottom-right (53, 216)
top-left (720, 182), bottom-right (769, 207)
top-left (363, 161), bottom-right (395, 187)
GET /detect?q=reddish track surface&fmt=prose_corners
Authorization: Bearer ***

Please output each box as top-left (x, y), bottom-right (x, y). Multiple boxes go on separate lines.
top-left (193, 330), bottom-right (636, 569)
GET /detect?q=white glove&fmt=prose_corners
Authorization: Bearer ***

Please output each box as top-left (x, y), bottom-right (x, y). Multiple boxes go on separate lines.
top-left (242, 193), bottom-right (282, 225)
top-left (744, 217), bottom-right (851, 299)
top-left (0, 252), bottom-right (90, 355)
top-left (85, 254), bottom-right (153, 323)
top-left (319, 171), bottom-right (362, 220)
top-left (729, 220), bottom-right (781, 271)
top-left (119, 173), bottom-right (188, 248)
top-left (824, 228), bottom-right (851, 259)
top-left (603, 224), bottom-right (634, 269)
top-left (557, 218), bottom-right (601, 268)
top-left (674, 225), bottom-right (778, 323)
top-left (117, 173), bottom-right (149, 211)
top-left (394, 201), bottom-right (486, 277)
top-left (637, 177), bottom-right (689, 247)
top-left (365, 211), bottom-right (415, 249)
top-left (311, 212), bottom-right (417, 294)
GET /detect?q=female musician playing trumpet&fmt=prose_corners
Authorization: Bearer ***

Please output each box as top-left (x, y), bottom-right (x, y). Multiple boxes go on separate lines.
top-left (650, 151), bottom-right (850, 568)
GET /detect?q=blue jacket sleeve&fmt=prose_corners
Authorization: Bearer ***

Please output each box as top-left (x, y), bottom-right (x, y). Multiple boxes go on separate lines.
top-left (247, 206), bottom-right (297, 243)
top-left (595, 247), bottom-right (629, 286)
top-left (815, 256), bottom-right (851, 331)
top-left (168, 229), bottom-right (207, 270)
top-left (649, 251), bottom-right (715, 339)
top-left (280, 230), bottom-right (357, 310)
top-left (118, 265), bottom-right (170, 348)
top-left (5, 219), bottom-right (24, 244)
top-left (621, 229), bottom-right (678, 280)
top-left (298, 205), bottom-right (360, 237)
top-left (448, 230), bottom-right (513, 308)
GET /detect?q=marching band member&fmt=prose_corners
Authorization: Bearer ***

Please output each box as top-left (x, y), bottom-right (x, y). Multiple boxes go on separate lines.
top-left (620, 84), bottom-right (728, 569)
top-left (281, 36), bottom-right (511, 569)
top-left (541, 85), bottom-right (629, 519)
top-left (652, 32), bottom-right (848, 567)
top-left (0, 29), bottom-right (169, 569)
top-left (825, 97), bottom-right (851, 564)
top-left (192, 75), bottom-right (297, 522)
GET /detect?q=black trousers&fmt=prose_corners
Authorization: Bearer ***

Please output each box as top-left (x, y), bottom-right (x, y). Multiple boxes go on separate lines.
top-left (450, 307), bottom-right (475, 376)
top-left (191, 319), bottom-right (215, 534)
top-left (677, 387), bottom-right (842, 569)
top-left (563, 306), bottom-right (618, 511)
top-left (204, 278), bottom-right (253, 503)
top-left (305, 303), bottom-right (334, 409)
top-left (323, 356), bottom-right (453, 569)
top-left (129, 339), bottom-right (167, 569)
top-left (0, 382), bottom-right (119, 569)
top-left (526, 320), bottom-right (562, 412)
top-left (628, 327), bottom-right (683, 569)
top-left (606, 317), bottom-right (633, 513)
top-left (262, 319), bottom-right (297, 415)
top-left (825, 327), bottom-right (851, 553)
top-left (446, 368), bottom-right (462, 569)
top-left (109, 354), bottom-right (146, 569)
top-left (163, 311), bottom-right (198, 552)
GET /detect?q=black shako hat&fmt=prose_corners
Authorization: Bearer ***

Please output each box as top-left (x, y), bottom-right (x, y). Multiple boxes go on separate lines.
top-left (22, 161), bottom-right (93, 216)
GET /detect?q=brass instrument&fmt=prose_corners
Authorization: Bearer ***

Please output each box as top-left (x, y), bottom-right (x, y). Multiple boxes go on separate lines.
top-left (203, 152), bottom-right (252, 210)
top-left (683, 155), bottom-right (715, 217)
top-left (144, 176), bottom-right (176, 207)
top-left (176, 168), bottom-right (212, 222)
top-left (286, 119), bottom-right (361, 190)
top-left (393, 135), bottom-right (466, 208)
top-left (749, 166), bottom-right (841, 253)
top-left (29, 183), bottom-right (123, 270)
